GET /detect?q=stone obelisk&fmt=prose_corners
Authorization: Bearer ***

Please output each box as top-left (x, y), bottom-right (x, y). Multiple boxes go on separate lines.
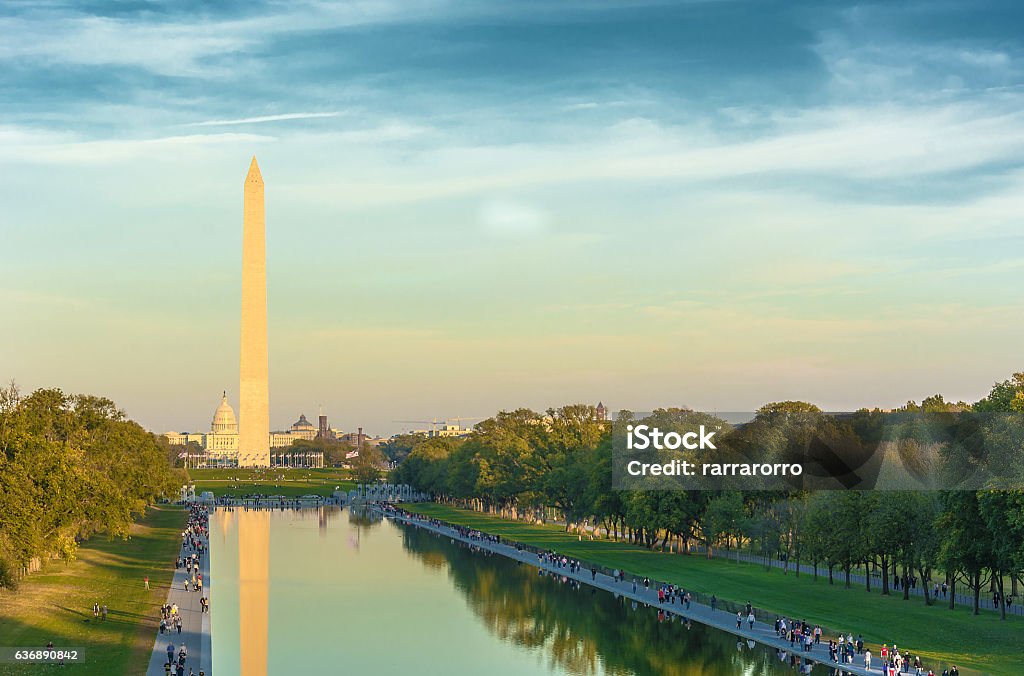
top-left (239, 156), bottom-right (270, 467)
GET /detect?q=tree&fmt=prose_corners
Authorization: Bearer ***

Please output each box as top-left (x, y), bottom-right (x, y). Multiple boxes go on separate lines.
top-left (703, 492), bottom-right (748, 561)
top-left (937, 491), bottom-right (991, 615)
top-left (974, 373), bottom-right (1024, 412)
top-left (380, 433), bottom-right (426, 464)
top-left (352, 444), bottom-right (385, 489)
top-left (977, 490), bottom-right (1024, 620)
top-left (0, 384), bottom-right (182, 589)
top-left (292, 437), bottom-right (353, 467)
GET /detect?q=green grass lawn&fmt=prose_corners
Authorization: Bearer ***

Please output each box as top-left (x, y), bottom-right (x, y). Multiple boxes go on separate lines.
top-left (191, 477), bottom-right (356, 498)
top-left (188, 467), bottom-right (351, 481)
top-left (0, 505), bottom-right (186, 675)
top-left (405, 503), bottom-right (1022, 676)
top-left (188, 466), bottom-right (355, 498)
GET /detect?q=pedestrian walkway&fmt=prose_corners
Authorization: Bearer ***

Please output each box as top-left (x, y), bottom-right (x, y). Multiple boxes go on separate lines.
top-left (382, 508), bottom-right (937, 676)
top-left (146, 512), bottom-right (211, 676)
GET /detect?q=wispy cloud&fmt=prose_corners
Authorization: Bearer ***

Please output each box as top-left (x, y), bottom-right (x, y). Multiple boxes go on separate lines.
top-left (0, 128), bottom-right (274, 164)
top-left (186, 112), bottom-right (342, 127)
top-left (4, 0), bottom-right (1024, 432)
top-left (0, 2), bottom-right (447, 76)
top-left (479, 200), bottom-right (549, 237)
top-left (277, 98), bottom-right (1024, 209)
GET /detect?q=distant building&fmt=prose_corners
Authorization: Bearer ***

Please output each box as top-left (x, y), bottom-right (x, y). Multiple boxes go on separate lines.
top-left (205, 392), bottom-right (240, 467)
top-left (270, 413), bottom-right (319, 448)
top-left (336, 427), bottom-right (384, 449)
top-left (426, 422), bottom-right (473, 438)
top-left (401, 421), bottom-right (475, 438)
top-left (163, 394), bottom-right (324, 468)
top-left (317, 413), bottom-right (333, 440)
top-left (596, 401), bottom-right (608, 421)
top-left (165, 431), bottom-right (206, 446)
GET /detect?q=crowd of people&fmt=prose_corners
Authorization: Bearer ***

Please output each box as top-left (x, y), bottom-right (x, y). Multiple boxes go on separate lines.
top-left (160, 504), bottom-right (209, 676)
top-left (375, 503), bottom-right (972, 676)
top-left (767, 614), bottom-right (960, 676)
top-left (213, 495), bottom-right (336, 509)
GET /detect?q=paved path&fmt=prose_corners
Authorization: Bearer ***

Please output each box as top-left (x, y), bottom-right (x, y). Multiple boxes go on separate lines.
top-left (382, 508), bottom-right (935, 676)
top-left (145, 521), bottom-right (212, 676)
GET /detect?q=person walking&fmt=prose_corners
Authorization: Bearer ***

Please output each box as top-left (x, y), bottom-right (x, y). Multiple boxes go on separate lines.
top-left (101, 604), bottom-right (107, 621)
top-left (736, 611), bottom-right (743, 629)
top-left (145, 576), bottom-right (150, 590)
top-left (864, 649), bottom-right (872, 671)
top-left (747, 611), bottom-right (755, 630)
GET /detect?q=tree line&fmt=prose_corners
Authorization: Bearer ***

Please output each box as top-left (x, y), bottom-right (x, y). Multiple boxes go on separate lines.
top-left (393, 373), bottom-right (1024, 619)
top-left (0, 384), bottom-right (183, 589)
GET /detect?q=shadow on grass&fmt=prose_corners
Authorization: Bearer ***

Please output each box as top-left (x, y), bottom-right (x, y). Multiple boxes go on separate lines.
top-left (0, 615), bottom-right (128, 676)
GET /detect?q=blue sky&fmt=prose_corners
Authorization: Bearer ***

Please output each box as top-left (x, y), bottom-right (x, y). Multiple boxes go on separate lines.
top-left (2, 0), bottom-right (1023, 435)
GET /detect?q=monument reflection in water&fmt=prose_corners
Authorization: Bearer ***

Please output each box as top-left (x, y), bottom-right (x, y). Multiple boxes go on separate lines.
top-left (211, 507), bottom-right (826, 675)
top-left (238, 509), bottom-right (269, 676)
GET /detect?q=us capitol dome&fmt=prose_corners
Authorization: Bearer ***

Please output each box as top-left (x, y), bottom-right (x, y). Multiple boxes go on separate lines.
top-left (206, 391), bottom-right (240, 453)
top-left (163, 391), bottom-right (328, 469)
top-left (211, 391), bottom-right (239, 434)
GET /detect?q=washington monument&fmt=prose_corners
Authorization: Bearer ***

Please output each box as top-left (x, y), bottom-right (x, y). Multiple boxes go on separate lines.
top-left (239, 156), bottom-right (270, 467)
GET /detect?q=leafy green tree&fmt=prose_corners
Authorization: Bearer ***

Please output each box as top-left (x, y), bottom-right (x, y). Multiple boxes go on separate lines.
top-left (702, 492), bottom-right (747, 561)
top-left (937, 491), bottom-right (992, 614)
top-left (977, 490), bottom-right (1024, 620)
top-left (380, 433), bottom-right (426, 464)
top-left (974, 373), bottom-right (1024, 412)
top-left (0, 384), bottom-right (181, 590)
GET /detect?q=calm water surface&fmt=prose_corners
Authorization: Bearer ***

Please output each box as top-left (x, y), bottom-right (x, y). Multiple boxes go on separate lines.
top-left (210, 507), bottom-right (826, 675)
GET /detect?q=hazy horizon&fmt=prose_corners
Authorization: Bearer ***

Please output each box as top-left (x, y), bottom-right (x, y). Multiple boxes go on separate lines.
top-left (2, 1), bottom-right (1023, 436)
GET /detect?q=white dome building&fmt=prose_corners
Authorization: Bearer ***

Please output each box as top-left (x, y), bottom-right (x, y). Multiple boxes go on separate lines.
top-left (167, 392), bottom-right (324, 469)
top-left (207, 391), bottom-right (240, 455)
top-left (211, 391), bottom-right (239, 434)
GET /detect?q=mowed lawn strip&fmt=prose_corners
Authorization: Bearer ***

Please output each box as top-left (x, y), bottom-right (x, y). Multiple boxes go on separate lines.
top-left (405, 503), bottom-right (1021, 676)
top-left (0, 505), bottom-right (186, 676)
top-left (188, 468), bottom-right (352, 481)
top-left (191, 479), bottom-right (356, 498)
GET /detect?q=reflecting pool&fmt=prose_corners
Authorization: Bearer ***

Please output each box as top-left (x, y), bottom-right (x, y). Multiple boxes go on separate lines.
top-left (211, 507), bottom-right (827, 675)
